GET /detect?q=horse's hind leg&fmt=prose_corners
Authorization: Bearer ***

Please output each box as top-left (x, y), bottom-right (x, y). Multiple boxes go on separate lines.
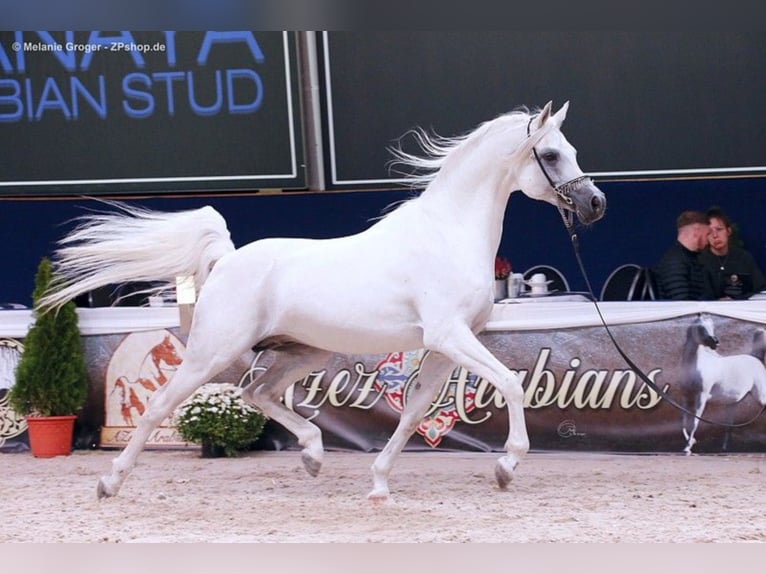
top-left (426, 323), bottom-right (528, 490)
top-left (368, 351), bottom-right (456, 501)
top-left (97, 353), bottom-right (243, 498)
top-left (242, 344), bottom-right (332, 477)
top-left (97, 315), bottom-right (255, 498)
top-left (721, 404), bottom-right (735, 451)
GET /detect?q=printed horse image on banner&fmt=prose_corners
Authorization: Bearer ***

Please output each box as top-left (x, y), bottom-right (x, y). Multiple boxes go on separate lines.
top-left (679, 316), bottom-right (766, 454)
top-left (101, 331), bottom-right (186, 448)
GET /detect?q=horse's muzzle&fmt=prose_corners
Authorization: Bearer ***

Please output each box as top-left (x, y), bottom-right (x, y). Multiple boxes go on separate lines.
top-left (574, 184), bottom-right (607, 225)
top-left (589, 192), bottom-right (606, 219)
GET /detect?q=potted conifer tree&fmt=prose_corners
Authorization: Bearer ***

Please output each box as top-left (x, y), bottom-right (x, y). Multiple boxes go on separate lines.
top-left (8, 257), bottom-right (88, 457)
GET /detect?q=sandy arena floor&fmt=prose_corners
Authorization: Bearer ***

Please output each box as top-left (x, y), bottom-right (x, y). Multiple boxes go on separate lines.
top-left (1, 449), bottom-right (765, 543)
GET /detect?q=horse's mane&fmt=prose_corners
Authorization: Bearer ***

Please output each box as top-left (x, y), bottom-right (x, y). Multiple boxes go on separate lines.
top-left (681, 324), bottom-right (700, 365)
top-left (682, 316), bottom-right (721, 367)
top-left (387, 107), bottom-right (534, 190)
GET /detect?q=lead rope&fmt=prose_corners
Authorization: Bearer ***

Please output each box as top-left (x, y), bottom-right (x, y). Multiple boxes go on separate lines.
top-left (561, 214), bottom-right (766, 429)
top-left (527, 110), bottom-right (764, 428)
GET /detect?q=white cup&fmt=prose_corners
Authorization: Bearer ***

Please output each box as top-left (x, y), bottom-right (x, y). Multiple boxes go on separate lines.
top-left (526, 273), bottom-right (552, 296)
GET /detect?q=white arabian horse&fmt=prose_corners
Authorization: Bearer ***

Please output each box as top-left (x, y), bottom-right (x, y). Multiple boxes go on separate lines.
top-left (680, 315), bottom-right (766, 454)
top-left (40, 101), bottom-right (606, 500)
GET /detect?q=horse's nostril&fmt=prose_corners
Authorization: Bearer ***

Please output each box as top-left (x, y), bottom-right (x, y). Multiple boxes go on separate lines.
top-left (591, 195), bottom-right (605, 212)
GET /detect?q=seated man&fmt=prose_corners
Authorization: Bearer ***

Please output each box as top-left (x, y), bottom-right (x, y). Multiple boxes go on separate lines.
top-left (654, 210), bottom-right (716, 300)
top-left (699, 207), bottom-right (766, 299)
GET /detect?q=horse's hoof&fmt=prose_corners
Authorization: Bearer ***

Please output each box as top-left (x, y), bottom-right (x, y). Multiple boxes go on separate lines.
top-left (96, 478), bottom-right (114, 500)
top-left (301, 451), bottom-right (322, 477)
top-left (494, 457), bottom-right (518, 490)
top-left (367, 488), bottom-right (391, 503)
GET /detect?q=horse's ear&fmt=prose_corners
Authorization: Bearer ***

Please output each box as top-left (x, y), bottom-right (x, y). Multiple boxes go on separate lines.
top-left (551, 101), bottom-right (569, 127)
top-left (531, 101), bottom-right (553, 131)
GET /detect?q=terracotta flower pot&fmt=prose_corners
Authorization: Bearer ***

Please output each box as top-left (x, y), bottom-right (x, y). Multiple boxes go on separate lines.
top-left (25, 415), bottom-right (77, 458)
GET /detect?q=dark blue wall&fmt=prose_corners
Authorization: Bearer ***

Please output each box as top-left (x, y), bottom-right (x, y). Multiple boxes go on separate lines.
top-left (1, 190), bottom-right (411, 307)
top-left (2, 177), bottom-right (765, 307)
top-left (502, 176), bottom-right (766, 293)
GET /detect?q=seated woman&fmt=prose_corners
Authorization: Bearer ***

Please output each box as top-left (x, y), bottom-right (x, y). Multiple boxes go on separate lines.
top-left (699, 207), bottom-right (766, 299)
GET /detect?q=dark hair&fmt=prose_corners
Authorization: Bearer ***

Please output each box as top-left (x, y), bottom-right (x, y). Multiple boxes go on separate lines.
top-left (705, 206), bottom-right (732, 229)
top-left (676, 210), bottom-right (708, 229)
top-left (706, 205), bottom-right (743, 247)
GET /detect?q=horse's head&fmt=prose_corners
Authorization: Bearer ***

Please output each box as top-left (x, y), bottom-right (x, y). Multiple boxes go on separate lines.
top-left (690, 314), bottom-right (719, 350)
top-left (515, 101), bottom-right (606, 226)
top-left (153, 335), bottom-right (183, 367)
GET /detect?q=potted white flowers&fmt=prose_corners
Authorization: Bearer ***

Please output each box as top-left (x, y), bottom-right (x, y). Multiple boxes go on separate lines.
top-left (174, 383), bottom-right (268, 457)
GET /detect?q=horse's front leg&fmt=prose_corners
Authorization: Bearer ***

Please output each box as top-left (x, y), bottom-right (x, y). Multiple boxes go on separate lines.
top-left (681, 395), bottom-right (692, 443)
top-left (683, 395), bottom-right (705, 455)
top-left (429, 323), bottom-right (528, 489)
top-left (368, 351), bottom-right (455, 502)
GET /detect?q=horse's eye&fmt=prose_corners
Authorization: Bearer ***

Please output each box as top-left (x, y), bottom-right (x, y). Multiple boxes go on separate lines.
top-left (542, 151), bottom-right (559, 162)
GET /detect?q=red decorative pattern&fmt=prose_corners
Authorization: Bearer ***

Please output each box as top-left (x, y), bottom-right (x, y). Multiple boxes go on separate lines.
top-left (374, 350), bottom-right (479, 447)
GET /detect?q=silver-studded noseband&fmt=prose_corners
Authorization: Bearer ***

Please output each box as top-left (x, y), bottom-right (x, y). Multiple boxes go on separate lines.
top-left (526, 115), bottom-right (593, 232)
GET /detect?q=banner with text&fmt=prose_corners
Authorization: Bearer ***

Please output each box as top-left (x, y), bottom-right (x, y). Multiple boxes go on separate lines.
top-left (2, 313), bottom-right (765, 454)
top-left (0, 31), bottom-right (305, 195)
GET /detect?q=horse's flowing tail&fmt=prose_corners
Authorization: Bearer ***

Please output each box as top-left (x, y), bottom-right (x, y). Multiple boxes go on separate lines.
top-left (39, 201), bottom-right (236, 311)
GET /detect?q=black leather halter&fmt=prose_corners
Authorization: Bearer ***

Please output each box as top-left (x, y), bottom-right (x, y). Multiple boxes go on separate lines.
top-left (526, 115), bottom-right (592, 235)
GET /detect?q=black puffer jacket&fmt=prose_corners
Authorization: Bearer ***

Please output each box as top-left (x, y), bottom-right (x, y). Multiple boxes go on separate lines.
top-left (654, 242), bottom-right (716, 301)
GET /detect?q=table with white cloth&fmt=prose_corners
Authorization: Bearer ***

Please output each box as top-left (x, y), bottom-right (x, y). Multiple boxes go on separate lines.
top-left (1, 301), bottom-right (765, 454)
